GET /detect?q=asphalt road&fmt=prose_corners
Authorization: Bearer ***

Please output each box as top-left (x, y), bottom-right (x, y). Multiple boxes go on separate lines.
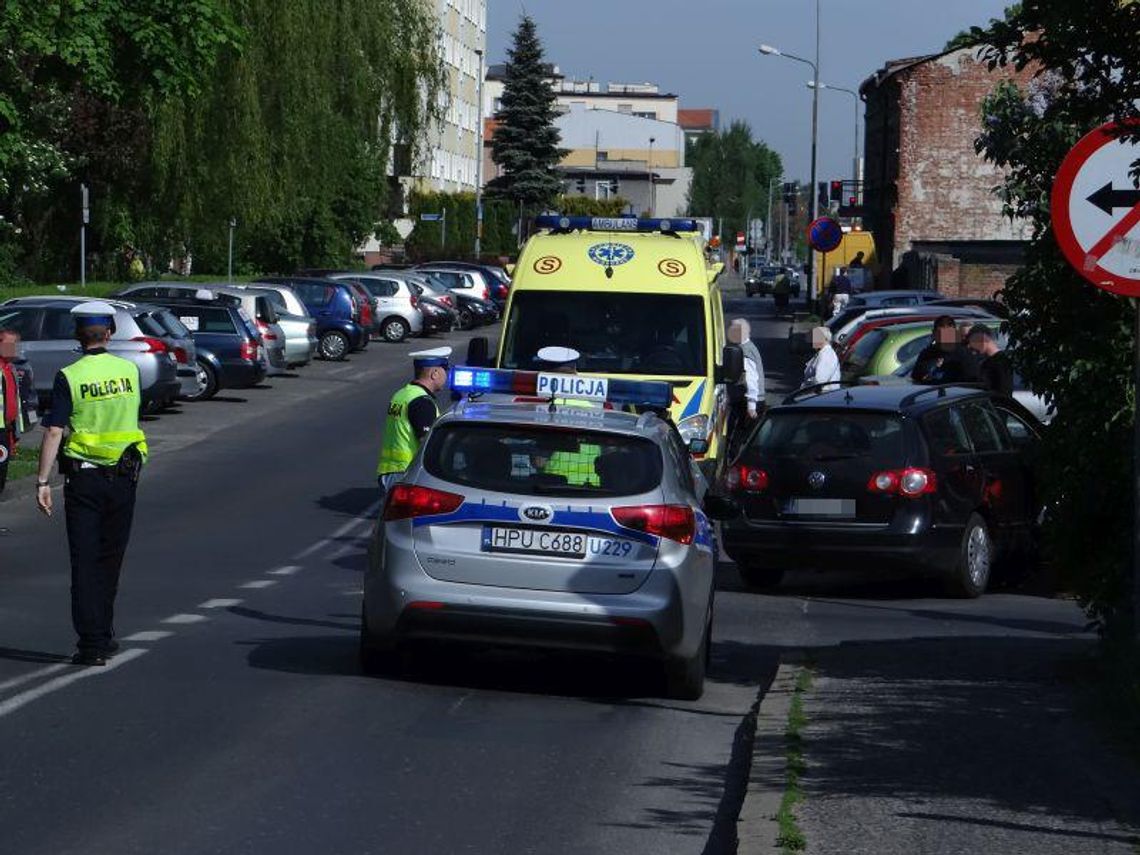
top-left (0, 293), bottom-right (1127, 855)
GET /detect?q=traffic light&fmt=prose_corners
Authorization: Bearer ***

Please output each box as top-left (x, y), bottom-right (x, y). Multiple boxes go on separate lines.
top-left (818, 181), bottom-right (828, 209)
top-left (787, 199), bottom-right (798, 217)
top-left (782, 181), bottom-right (795, 204)
top-left (830, 180), bottom-right (844, 202)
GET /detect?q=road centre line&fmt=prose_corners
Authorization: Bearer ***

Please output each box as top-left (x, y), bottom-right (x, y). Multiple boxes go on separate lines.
top-left (0, 663), bottom-right (71, 694)
top-left (239, 580), bottom-right (277, 590)
top-left (293, 501), bottom-right (381, 560)
top-left (122, 630), bottom-right (174, 642)
top-left (267, 565), bottom-right (302, 576)
top-left (198, 599), bottom-right (243, 609)
top-left (162, 614), bottom-right (209, 625)
top-left (0, 649), bottom-right (147, 720)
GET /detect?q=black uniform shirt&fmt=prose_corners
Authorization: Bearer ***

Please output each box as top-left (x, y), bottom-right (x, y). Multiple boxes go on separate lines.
top-left (43, 348), bottom-right (109, 428)
top-left (979, 351), bottom-right (1015, 397)
top-left (911, 343), bottom-right (980, 385)
top-left (406, 382), bottom-right (439, 441)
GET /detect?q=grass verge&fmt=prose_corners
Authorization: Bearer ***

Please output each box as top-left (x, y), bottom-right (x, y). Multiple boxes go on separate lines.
top-left (5, 445), bottom-right (39, 483)
top-left (776, 666), bottom-right (813, 853)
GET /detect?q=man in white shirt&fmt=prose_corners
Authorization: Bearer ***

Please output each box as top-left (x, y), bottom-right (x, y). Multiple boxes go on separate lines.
top-left (727, 318), bottom-right (766, 453)
top-left (804, 326), bottom-right (841, 391)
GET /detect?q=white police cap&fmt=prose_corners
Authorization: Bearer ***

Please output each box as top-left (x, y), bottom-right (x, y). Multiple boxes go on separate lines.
top-left (70, 301), bottom-right (117, 327)
top-left (411, 346), bottom-right (452, 369)
top-left (536, 346), bottom-right (580, 366)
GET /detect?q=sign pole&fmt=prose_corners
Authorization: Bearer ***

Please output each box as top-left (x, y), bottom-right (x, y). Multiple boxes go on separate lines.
top-left (1135, 299), bottom-right (1140, 635)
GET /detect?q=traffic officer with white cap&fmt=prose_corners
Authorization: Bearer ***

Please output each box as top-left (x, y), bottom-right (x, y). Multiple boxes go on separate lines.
top-left (376, 347), bottom-right (451, 493)
top-left (536, 346), bottom-right (580, 373)
top-left (35, 302), bottom-right (147, 666)
top-left (532, 347), bottom-right (602, 486)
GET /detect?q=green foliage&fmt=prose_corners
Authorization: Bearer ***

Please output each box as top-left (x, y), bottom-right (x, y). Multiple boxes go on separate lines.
top-left (973, 1), bottom-right (1140, 636)
top-left (554, 196), bottom-right (631, 217)
top-left (945, 4), bottom-right (1021, 50)
top-left (489, 16), bottom-right (565, 213)
top-left (405, 193), bottom-right (521, 261)
top-left (686, 121), bottom-right (782, 245)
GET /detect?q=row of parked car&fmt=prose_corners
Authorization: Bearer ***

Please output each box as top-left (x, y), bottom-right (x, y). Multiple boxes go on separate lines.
top-left (0, 263), bottom-right (509, 413)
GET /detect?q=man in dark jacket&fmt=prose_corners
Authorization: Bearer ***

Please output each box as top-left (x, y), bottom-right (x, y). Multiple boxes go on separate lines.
top-left (911, 316), bottom-right (980, 385)
top-left (966, 325), bottom-right (1014, 397)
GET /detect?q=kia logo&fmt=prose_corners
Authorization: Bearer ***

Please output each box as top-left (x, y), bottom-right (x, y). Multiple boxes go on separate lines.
top-left (520, 505), bottom-right (553, 522)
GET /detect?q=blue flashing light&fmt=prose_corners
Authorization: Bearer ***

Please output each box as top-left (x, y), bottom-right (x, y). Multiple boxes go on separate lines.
top-left (606, 378), bottom-right (674, 410)
top-left (534, 215), bottom-right (700, 234)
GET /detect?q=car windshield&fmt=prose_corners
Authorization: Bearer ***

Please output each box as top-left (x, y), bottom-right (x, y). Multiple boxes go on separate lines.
top-left (752, 412), bottom-right (906, 463)
top-left (423, 423), bottom-right (663, 498)
top-left (501, 291), bottom-right (707, 376)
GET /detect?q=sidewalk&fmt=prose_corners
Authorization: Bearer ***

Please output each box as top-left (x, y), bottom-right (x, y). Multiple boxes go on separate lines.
top-left (796, 637), bottom-right (1140, 854)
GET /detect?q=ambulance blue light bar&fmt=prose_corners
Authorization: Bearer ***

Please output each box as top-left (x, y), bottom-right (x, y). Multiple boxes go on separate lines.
top-left (450, 366), bottom-right (673, 409)
top-left (534, 215), bottom-right (700, 234)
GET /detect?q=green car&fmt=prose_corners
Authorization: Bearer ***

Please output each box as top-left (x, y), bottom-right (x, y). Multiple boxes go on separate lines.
top-left (842, 322), bottom-right (934, 381)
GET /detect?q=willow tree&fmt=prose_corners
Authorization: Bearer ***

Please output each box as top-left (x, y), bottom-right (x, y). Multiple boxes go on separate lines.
top-left (152, 0), bottom-right (445, 272)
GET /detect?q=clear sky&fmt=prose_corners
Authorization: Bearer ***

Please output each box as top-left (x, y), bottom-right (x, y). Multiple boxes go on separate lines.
top-left (487, 1), bottom-right (1013, 183)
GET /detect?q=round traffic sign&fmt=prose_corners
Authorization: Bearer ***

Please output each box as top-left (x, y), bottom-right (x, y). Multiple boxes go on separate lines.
top-left (806, 216), bottom-right (843, 253)
top-left (1053, 121), bottom-right (1140, 297)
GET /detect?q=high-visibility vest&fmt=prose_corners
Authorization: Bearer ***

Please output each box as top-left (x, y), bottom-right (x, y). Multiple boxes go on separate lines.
top-left (377, 383), bottom-right (438, 476)
top-left (542, 397), bottom-right (601, 486)
top-left (60, 353), bottom-right (148, 466)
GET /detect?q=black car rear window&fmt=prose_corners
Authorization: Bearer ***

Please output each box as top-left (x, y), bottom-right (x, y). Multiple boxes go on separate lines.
top-left (750, 411), bottom-right (906, 465)
top-left (423, 423), bottom-right (663, 498)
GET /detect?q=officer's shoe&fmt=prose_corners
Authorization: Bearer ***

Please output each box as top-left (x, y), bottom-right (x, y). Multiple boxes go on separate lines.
top-left (71, 650), bottom-right (107, 667)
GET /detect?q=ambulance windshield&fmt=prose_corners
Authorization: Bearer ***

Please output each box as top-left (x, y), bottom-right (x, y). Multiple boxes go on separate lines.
top-left (501, 292), bottom-right (707, 376)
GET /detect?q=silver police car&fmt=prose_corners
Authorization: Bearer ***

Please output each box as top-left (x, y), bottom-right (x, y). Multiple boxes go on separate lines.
top-left (361, 393), bottom-right (730, 699)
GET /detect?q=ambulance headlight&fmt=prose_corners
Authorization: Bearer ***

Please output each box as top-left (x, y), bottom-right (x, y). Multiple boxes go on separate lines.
top-left (677, 414), bottom-right (710, 445)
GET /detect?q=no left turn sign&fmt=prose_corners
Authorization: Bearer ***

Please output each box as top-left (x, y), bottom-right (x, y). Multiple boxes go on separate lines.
top-left (1053, 121), bottom-right (1140, 297)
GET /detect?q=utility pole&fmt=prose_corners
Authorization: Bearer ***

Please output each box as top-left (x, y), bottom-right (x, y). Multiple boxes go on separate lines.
top-left (80, 184), bottom-right (89, 288)
top-left (648, 136), bottom-right (656, 216)
top-left (227, 217), bottom-right (236, 283)
top-left (474, 48), bottom-right (485, 259)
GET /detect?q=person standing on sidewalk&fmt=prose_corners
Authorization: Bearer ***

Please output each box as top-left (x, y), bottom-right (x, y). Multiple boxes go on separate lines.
top-left (0, 328), bottom-right (24, 494)
top-left (803, 326), bottom-right (841, 391)
top-left (35, 303), bottom-right (148, 666)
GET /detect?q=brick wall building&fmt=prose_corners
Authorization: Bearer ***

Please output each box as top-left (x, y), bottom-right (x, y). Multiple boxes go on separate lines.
top-left (860, 47), bottom-right (1036, 298)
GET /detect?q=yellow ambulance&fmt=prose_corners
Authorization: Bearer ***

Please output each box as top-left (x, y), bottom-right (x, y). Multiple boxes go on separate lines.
top-left (483, 216), bottom-right (740, 476)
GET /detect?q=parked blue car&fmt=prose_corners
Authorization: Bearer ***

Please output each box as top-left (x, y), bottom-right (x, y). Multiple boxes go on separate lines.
top-left (153, 298), bottom-right (266, 400)
top-left (254, 277), bottom-right (368, 361)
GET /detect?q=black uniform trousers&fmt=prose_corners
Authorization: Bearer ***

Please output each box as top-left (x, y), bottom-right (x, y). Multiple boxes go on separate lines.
top-left (0, 427), bottom-right (10, 494)
top-left (64, 466), bottom-right (138, 653)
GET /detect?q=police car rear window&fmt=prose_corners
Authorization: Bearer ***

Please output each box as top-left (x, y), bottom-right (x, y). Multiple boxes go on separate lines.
top-left (423, 423), bottom-right (663, 498)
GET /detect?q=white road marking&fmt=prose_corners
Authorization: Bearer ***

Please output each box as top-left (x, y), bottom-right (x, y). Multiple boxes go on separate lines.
top-left (267, 565), bottom-right (302, 576)
top-left (329, 535), bottom-right (368, 561)
top-left (122, 630), bottom-right (174, 642)
top-left (0, 649), bottom-right (147, 719)
top-left (239, 580), bottom-right (277, 590)
top-left (198, 598), bottom-right (243, 609)
top-left (294, 501), bottom-right (381, 560)
top-left (329, 366), bottom-right (355, 376)
top-left (162, 613), bottom-right (209, 625)
top-left (0, 663), bottom-right (71, 694)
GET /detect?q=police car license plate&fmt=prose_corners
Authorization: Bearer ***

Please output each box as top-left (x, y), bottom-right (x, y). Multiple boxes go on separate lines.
top-left (482, 526), bottom-right (587, 558)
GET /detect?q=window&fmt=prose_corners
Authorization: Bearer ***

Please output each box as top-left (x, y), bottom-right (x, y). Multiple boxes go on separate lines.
top-left (994, 406), bottom-right (1038, 448)
top-left (633, 111), bottom-right (657, 120)
top-left (42, 309), bottom-right (80, 340)
top-left (423, 423), bottom-right (663, 498)
top-left (618, 103), bottom-right (633, 114)
top-left (502, 291), bottom-right (708, 376)
top-left (0, 309), bottom-right (42, 341)
top-left (135, 313), bottom-right (168, 337)
top-left (846, 329), bottom-right (889, 373)
top-left (291, 282), bottom-right (333, 307)
top-left (665, 430), bottom-right (697, 495)
top-left (896, 334), bottom-right (930, 365)
top-left (924, 407), bottom-right (972, 457)
top-left (751, 412), bottom-right (905, 466)
top-left (596, 151), bottom-right (609, 162)
top-left (958, 401), bottom-right (1006, 453)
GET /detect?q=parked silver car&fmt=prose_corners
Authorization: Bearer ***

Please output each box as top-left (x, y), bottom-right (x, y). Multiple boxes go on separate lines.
top-left (239, 287), bottom-right (316, 368)
top-left (362, 392), bottom-right (733, 699)
top-left (0, 297), bottom-right (181, 410)
top-left (329, 272), bottom-right (423, 343)
top-left (416, 267), bottom-right (492, 303)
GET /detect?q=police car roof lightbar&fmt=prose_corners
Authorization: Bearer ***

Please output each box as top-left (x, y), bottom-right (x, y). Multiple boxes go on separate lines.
top-left (450, 366), bottom-right (673, 410)
top-left (533, 215), bottom-right (700, 234)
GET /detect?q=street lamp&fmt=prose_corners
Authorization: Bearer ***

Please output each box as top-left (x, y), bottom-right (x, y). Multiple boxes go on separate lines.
top-left (758, 5), bottom-right (821, 304)
top-left (807, 81), bottom-right (860, 183)
top-left (474, 48), bottom-right (485, 259)
top-left (648, 136), bottom-right (656, 216)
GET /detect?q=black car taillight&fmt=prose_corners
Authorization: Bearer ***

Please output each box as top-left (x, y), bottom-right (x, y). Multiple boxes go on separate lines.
top-left (867, 468), bottom-right (937, 498)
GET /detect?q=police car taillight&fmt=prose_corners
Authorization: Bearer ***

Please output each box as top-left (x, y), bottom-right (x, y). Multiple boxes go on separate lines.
top-left (383, 485), bottom-right (464, 521)
top-left (612, 505), bottom-right (695, 545)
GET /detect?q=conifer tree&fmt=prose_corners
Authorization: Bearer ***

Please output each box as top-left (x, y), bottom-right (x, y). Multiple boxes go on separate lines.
top-left (489, 16), bottom-right (565, 213)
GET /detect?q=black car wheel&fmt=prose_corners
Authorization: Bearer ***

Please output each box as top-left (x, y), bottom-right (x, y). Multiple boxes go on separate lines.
top-left (457, 308), bottom-right (474, 331)
top-left (382, 317), bottom-right (409, 343)
top-left (184, 360), bottom-right (218, 401)
top-left (737, 562), bottom-right (784, 590)
top-left (319, 330), bottom-right (350, 361)
top-left (947, 513), bottom-right (992, 598)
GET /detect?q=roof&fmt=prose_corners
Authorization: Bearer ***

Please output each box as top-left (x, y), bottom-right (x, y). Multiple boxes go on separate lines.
top-left (439, 401), bottom-right (666, 438)
top-left (678, 109), bottom-right (719, 130)
top-left (859, 45), bottom-right (987, 97)
top-left (776, 383), bottom-right (989, 414)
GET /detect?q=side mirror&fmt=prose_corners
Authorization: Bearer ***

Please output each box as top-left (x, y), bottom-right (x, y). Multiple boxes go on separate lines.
top-left (466, 336), bottom-right (490, 367)
top-left (688, 438), bottom-right (710, 455)
top-left (718, 344), bottom-right (744, 385)
top-left (702, 493), bottom-right (739, 521)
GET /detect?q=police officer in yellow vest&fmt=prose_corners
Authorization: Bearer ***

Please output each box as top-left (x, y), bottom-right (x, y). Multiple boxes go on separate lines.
top-left (535, 347), bottom-right (602, 487)
top-left (35, 302), bottom-right (147, 666)
top-left (377, 347), bottom-right (451, 492)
